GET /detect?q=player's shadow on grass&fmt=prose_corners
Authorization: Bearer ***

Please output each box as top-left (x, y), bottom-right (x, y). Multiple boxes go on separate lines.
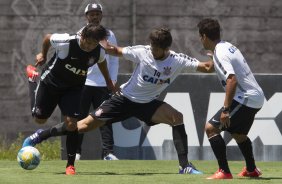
top-left (237, 177), bottom-right (282, 180)
top-left (55, 172), bottom-right (175, 175)
top-left (54, 172), bottom-right (282, 179)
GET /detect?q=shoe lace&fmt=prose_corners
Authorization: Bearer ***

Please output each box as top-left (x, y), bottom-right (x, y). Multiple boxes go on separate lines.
top-left (187, 162), bottom-right (196, 169)
top-left (180, 163), bottom-right (199, 174)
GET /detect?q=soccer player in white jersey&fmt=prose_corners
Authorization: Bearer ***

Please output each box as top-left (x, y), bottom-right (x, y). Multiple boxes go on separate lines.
top-left (75, 3), bottom-right (119, 161)
top-left (197, 18), bottom-right (264, 179)
top-left (77, 27), bottom-right (214, 174)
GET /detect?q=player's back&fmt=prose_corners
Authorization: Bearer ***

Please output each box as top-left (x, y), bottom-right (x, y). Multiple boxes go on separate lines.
top-left (214, 41), bottom-right (264, 108)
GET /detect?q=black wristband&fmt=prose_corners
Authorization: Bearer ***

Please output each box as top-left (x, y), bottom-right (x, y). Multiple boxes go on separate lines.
top-left (222, 106), bottom-right (230, 113)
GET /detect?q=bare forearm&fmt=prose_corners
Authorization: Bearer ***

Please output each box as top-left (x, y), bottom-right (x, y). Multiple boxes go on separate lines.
top-left (41, 34), bottom-right (51, 58)
top-left (100, 40), bottom-right (123, 57)
top-left (197, 60), bottom-right (214, 73)
top-left (98, 61), bottom-right (111, 83)
top-left (35, 34), bottom-right (51, 66)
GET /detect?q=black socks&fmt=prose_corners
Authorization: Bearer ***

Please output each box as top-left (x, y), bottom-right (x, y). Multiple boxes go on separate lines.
top-left (209, 134), bottom-right (231, 173)
top-left (238, 137), bottom-right (256, 171)
top-left (66, 131), bottom-right (79, 167)
top-left (172, 124), bottom-right (188, 168)
top-left (38, 122), bottom-right (68, 141)
top-left (37, 122), bottom-right (79, 167)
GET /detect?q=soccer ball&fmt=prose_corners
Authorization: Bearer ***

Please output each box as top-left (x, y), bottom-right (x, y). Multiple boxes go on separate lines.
top-left (17, 146), bottom-right (41, 170)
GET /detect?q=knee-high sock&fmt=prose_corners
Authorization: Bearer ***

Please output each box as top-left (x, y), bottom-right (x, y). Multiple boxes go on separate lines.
top-left (100, 123), bottom-right (114, 158)
top-left (76, 133), bottom-right (84, 154)
top-left (38, 122), bottom-right (68, 141)
top-left (237, 137), bottom-right (256, 171)
top-left (37, 122), bottom-right (78, 166)
top-left (28, 81), bottom-right (37, 111)
top-left (208, 134), bottom-right (231, 173)
top-left (66, 130), bottom-right (79, 167)
top-left (172, 124), bottom-right (188, 168)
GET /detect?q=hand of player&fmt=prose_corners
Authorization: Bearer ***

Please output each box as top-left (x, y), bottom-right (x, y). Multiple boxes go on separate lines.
top-left (35, 53), bottom-right (46, 67)
top-left (113, 84), bottom-right (121, 95)
top-left (111, 80), bottom-right (121, 94)
top-left (107, 81), bottom-right (120, 94)
top-left (99, 39), bottom-right (119, 56)
top-left (220, 112), bottom-right (230, 128)
top-left (99, 39), bottom-right (110, 50)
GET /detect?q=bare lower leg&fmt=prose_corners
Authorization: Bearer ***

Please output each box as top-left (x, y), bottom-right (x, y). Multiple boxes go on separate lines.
top-left (77, 115), bottom-right (105, 133)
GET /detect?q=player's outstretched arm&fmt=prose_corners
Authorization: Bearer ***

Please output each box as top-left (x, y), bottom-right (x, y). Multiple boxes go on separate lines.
top-left (97, 60), bottom-right (116, 93)
top-left (35, 34), bottom-right (51, 66)
top-left (100, 39), bottom-right (124, 57)
top-left (197, 60), bottom-right (214, 73)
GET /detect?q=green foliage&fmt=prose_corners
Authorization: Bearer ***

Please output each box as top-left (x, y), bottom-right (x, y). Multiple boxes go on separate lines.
top-left (36, 138), bottom-right (61, 160)
top-left (0, 133), bottom-right (61, 160)
top-left (0, 133), bottom-right (23, 160)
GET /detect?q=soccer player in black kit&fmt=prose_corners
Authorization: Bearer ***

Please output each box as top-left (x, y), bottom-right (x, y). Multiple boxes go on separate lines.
top-left (23, 24), bottom-right (115, 175)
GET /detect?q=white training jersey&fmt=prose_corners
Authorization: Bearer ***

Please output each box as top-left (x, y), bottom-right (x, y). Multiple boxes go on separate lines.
top-left (213, 41), bottom-right (264, 108)
top-left (77, 27), bottom-right (119, 86)
top-left (120, 45), bottom-right (199, 103)
top-left (50, 33), bottom-right (105, 62)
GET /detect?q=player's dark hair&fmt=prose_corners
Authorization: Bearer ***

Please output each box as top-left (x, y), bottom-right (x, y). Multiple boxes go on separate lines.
top-left (81, 23), bottom-right (109, 41)
top-left (197, 18), bottom-right (220, 41)
top-left (149, 27), bottom-right (172, 49)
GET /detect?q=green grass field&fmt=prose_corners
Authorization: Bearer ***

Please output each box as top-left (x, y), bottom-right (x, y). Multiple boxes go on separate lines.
top-left (0, 160), bottom-right (281, 184)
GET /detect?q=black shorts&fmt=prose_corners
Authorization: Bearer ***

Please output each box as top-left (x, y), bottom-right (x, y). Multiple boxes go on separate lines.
top-left (89, 93), bottom-right (165, 126)
top-left (32, 81), bottom-right (82, 119)
top-left (208, 100), bottom-right (260, 134)
top-left (79, 85), bottom-right (111, 119)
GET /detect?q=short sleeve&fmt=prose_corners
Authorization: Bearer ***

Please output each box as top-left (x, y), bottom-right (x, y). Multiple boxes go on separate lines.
top-left (50, 33), bottom-right (71, 59)
top-left (122, 45), bottom-right (147, 64)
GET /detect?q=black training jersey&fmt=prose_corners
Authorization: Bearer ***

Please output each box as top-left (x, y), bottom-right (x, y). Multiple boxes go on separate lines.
top-left (41, 33), bottom-right (105, 88)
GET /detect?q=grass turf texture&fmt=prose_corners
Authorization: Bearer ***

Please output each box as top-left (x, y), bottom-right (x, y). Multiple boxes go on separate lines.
top-left (0, 160), bottom-right (281, 184)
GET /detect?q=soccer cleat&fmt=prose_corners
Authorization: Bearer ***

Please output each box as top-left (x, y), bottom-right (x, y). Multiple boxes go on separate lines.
top-left (66, 165), bottom-right (76, 175)
top-left (238, 167), bottom-right (262, 177)
top-left (26, 65), bottom-right (39, 82)
top-left (207, 169), bottom-right (233, 179)
top-left (179, 162), bottom-right (203, 174)
top-left (103, 153), bottom-right (119, 160)
top-left (22, 129), bottom-right (43, 147)
top-left (75, 153), bottom-right (81, 161)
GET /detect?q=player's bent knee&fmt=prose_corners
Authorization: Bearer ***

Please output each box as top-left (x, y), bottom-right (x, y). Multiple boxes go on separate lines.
top-left (205, 122), bottom-right (218, 137)
top-left (64, 116), bottom-right (78, 131)
top-left (66, 124), bottom-right (77, 131)
top-left (65, 122), bottom-right (77, 131)
top-left (205, 123), bottom-right (211, 131)
top-left (170, 111), bottom-right (183, 126)
top-left (77, 115), bottom-right (96, 133)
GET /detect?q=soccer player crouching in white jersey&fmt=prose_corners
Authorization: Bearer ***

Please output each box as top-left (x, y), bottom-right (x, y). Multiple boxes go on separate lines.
top-left (197, 18), bottom-right (264, 179)
top-left (77, 27), bottom-right (214, 174)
